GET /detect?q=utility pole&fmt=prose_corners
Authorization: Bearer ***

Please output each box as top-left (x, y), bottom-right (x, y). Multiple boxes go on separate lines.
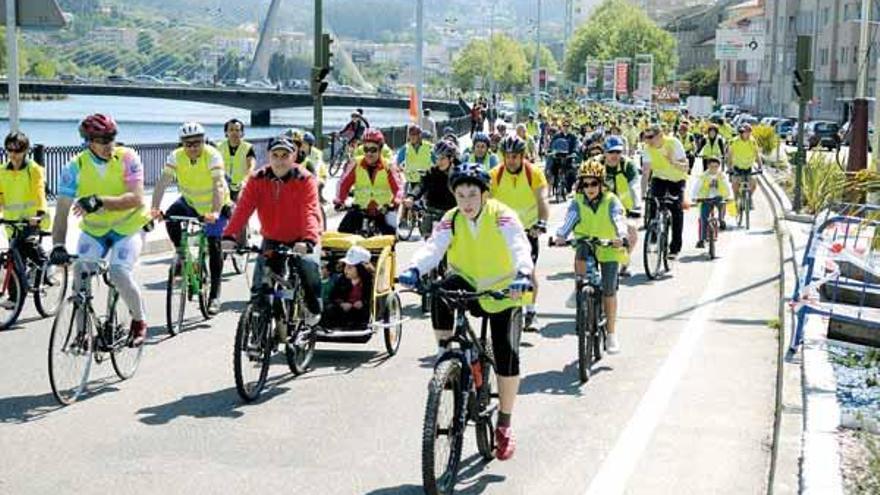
top-left (415, 0), bottom-right (424, 125)
top-left (793, 36), bottom-right (814, 212)
top-left (533, 0), bottom-right (542, 112)
top-left (312, 0), bottom-right (324, 145)
top-left (6, 0), bottom-right (19, 133)
top-left (848, 0), bottom-right (872, 171)
top-left (488, 1), bottom-right (495, 99)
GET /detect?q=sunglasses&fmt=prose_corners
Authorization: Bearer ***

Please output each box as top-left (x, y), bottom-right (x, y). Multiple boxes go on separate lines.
top-left (607, 150), bottom-right (622, 155)
top-left (363, 146), bottom-right (380, 153)
top-left (91, 136), bottom-right (115, 145)
top-left (5, 147), bottom-right (25, 153)
top-left (644, 134), bottom-right (656, 140)
top-left (584, 180), bottom-right (601, 188)
top-left (183, 140), bottom-right (204, 148)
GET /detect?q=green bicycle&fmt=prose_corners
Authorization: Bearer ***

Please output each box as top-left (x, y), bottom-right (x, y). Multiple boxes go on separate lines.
top-left (165, 216), bottom-right (212, 335)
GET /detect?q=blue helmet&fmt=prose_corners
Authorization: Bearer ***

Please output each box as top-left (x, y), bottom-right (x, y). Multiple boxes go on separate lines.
top-left (303, 131), bottom-right (316, 145)
top-left (472, 132), bottom-right (491, 145)
top-left (449, 162), bottom-right (490, 192)
top-left (603, 135), bottom-right (625, 153)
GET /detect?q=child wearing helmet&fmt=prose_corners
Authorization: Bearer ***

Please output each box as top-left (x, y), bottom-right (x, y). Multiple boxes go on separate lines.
top-left (553, 159), bottom-right (628, 354)
top-left (464, 131), bottom-right (499, 171)
top-left (398, 162), bottom-right (534, 462)
top-left (690, 156), bottom-right (733, 245)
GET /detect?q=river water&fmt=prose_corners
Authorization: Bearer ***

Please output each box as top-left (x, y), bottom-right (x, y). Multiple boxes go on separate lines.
top-left (0, 95), bottom-right (435, 146)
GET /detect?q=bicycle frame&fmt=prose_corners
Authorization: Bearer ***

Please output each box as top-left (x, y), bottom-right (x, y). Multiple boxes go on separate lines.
top-left (172, 217), bottom-right (208, 294)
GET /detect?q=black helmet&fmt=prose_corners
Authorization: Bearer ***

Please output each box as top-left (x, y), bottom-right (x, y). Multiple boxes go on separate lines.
top-left (449, 162), bottom-right (490, 192)
top-left (500, 135), bottom-right (526, 154)
top-left (433, 139), bottom-right (460, 161)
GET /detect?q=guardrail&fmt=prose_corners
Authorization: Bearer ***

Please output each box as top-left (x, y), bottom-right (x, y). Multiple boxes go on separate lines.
top-left (1, 115), bottom-right (470, 199)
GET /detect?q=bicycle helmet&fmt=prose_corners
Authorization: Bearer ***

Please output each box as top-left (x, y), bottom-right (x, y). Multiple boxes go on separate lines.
top-left (302, 131), bottom-right (316, 146)
top-left (421, 130), bottom-right (434, 141)
top-left (604, 135), bottom-right (625, 153)
top-left (577, 159), bottom-right (606, 181)
top-left (472, 132), bottom-right (490, 146)
top-left (738, 123), bottom-right (752, 133)
top-left (449, 162), bottom-right (491, 192)
top-left (500, 135), bottom-right (526, 154)
top-left (362, 128), bottom-right (385, 146)
top-left (433, 139), bottom-right (460, 160)
top-left (284, 128), bottom-right (304, 142)
top-left (179, 122), bottom-right (206, 140)
top-left (79, 113), bottom-right (118, 139)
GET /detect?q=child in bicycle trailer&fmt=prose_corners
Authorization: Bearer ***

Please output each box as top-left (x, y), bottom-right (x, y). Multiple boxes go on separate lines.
top-left (320, 245), bottom-right (373, 330)
top-left (689, 156), bottom-right (733, 248)
top-left (398, 162), bottom-right (534, 462)
top-left (553, 160), bottom-right (627, 354)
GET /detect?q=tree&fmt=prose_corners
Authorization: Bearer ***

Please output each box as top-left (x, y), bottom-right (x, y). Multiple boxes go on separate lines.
top-left (682, 67), bottom-right (719, 99)
top-left (452, 33), bottom-right (529, 92)
top-left (564, 0), bottom-right (677, 84)
top-left (137, 31), bottom-right (155, 55)
top-left (523, 43), bottom-right (559, 75)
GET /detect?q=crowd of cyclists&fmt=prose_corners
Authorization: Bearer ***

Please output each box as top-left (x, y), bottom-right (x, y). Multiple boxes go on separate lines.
top-left (0, 96), bottom-right (767, 472)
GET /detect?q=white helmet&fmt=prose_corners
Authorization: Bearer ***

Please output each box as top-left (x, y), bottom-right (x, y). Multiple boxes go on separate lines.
top-left (179, 122), bottom-right (206, 139)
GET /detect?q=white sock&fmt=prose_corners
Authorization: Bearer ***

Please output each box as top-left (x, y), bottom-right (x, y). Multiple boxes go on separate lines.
top-left (526, 304), bottom-right (536, 314)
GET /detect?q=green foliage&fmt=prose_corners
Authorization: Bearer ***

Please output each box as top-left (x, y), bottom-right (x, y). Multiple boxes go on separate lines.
top-left (801, 153), bottom-right (847, 214)
top-left (752, 124), bottom-right (780, 155)
top-left (682, 67), bottom-right (718, 98)
top-left (452, 33), bottom-right (530, 91)
top-left (564, 0), bottom-right (677, 84)
top-left (268, 53), bottom-right (310, 83)
top-left (523, 43), bottom-right (559, 74)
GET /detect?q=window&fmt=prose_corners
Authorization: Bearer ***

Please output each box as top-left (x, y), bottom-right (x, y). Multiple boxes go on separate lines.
top-left (842, 46), bottom-right (849, 66)
top-left (821, 7), bottom-right (830, 26)
top-left (820, 47), bottom-right (829, 66)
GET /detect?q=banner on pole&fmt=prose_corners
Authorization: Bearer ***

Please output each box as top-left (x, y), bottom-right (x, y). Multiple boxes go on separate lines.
top-left (586, 60), bottom-right (600, 97)
top-left (602, 61), bottom-right (615, 99)
top-left (634, 62), bottom-right (653, 101)
top-left (615, 60), bottom-right (629, 96)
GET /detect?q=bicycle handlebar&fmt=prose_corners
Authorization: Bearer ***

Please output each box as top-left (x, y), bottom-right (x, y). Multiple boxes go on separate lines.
top-left (165, 215), bottom-right (207, 226)
top-left (548, 236), bottom-right (628, 248)
top-left (0, 219), bottom-right (51, 237)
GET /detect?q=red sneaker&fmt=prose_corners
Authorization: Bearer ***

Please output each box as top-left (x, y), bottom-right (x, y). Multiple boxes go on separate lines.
top-left (494, 426), bottom-right (516, 461)
top-left (129, 320), bottom-right (147, 347)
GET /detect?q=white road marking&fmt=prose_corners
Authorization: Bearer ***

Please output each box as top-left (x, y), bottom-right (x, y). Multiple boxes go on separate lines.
top-left (583, 232), bottom-right (743, 495)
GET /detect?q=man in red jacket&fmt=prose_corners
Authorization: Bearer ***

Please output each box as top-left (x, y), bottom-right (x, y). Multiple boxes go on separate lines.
top-left (222, 136), bottom-right (323, 325)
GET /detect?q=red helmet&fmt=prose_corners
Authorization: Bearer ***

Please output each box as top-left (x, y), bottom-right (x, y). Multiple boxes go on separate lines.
top-left (362, 128), bottom-right (385, 146)
top-left (79, 113), bottom-right (118, 139)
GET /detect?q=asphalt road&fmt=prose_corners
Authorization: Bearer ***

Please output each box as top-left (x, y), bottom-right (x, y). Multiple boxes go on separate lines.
top-left (0, 175), bottom-right (779, 494)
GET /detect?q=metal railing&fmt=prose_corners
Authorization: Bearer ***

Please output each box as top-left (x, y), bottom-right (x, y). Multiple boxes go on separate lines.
top-left (0, 115), bottom-right (470, 199)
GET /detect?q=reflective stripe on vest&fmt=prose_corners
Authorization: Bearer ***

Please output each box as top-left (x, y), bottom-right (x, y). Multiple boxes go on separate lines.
top-left (445, 199), bottom-right (520, 313)
top-left (174, 147), bottom-right (229, 215)
top-left (353, 164), bottom-right (394, 207)
top-left (403, 143), bottom-right (432, 182)
top-left (573, 192), bottom-right (627, 264)
top-left (77, 147), bottom-right (149, 237)
top-left (218, 139), bottom-right (252, 190)
top-left (491, 165), bottom-right (539, 228)
top-left (645, 137), bottom-right (687, 182)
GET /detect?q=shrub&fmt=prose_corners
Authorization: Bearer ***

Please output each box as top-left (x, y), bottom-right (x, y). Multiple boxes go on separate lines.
top-left (802, 153), bottom-right (846, 214)
top-left (753, 124), bottom-right (780, 155)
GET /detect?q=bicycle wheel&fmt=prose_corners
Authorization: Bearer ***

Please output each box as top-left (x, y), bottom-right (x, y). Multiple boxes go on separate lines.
top-left (165, 262), bottom-right (187, 336)
top-left (737, 190), bottom-right (746, 228)
top-left (642, 223), bottom-right (663, 280)
top-left (382, 292), bottom-right (403, 356)
top-left (233, 303), bottom-right (272, 402)
top-left (109, 292), bottom-right (143, 380)
top-left (661, 217), bottom-right (671, 273)
top-left (230, 250), bottom-right (250, 275)
top-left (197, 257), bottom-right (211, 319)
top-left (745, 189), bottom-right (751, 230)
top-left (422, 359), bottom-right (465, 495)
top-left (0, 261), bottom-right (24, 330)
top-left (398, 208), bottom-right (417, 241)
top-left (475, 358), bottom-right (497, 460)
top-left (576, 286), bottom-right (593, 383)
top-left (34, 262), bottom-right (68, 318)
top-left (328, 154), bottom-right (344, 177)
top-left (48, 298), bottom-right (93, 405)
top-left (286, 319), bottom-right (316, 376)
top-left (708, 220), bottom-right (717, 260)
top-left (592, 296), bottom-right (605, 362)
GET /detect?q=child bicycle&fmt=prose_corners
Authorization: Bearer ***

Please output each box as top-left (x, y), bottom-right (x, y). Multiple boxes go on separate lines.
top-left (695, 198), bottom-right (725, 259)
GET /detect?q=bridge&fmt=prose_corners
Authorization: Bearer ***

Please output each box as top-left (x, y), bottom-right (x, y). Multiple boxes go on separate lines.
top-left (0, 81), bottom-right (464, 126)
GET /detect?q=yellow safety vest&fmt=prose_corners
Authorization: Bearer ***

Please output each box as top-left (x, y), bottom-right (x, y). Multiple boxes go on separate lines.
top-left (573, 191), bottom-right (627, 264)
top-left (526, 121), bottom-right (539, 139)
top-left (678, 132), bottom-right (695, 152)
top-left (700, 138), bottom-right (724, 158)
top-left (729, 137), bottom-right (759, 171)
top-left (445, 199), bottom-right (521, 313)
top-left (76, 147), bottom-right (150, 237)
top-left (604, 165), bottom-right (634, 211)
top-left (644, 136), bottom-right (688, 182)
top-left (402, 143), bottom-right (433, 182)
top-left (695, 172), bottom-right (731, 200)
top-left (353, 163), bottom-right (394, 207)
top-left (173, 147), bottom-right (230, 215)
top-left (490, 164), bottom-right (539, 228)
top-left (0, 159), bottom-right (50, 230)
top-left (217, 139), bottom-right (253, 191)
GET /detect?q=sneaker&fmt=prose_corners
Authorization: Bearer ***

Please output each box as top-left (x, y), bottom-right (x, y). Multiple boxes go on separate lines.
top-left (207, 299), bottom-right (220, 316)
top-left (304, 309), bottom-right (321, 327)
top-left (524, 311), bottom-right (540, 332)
top-left (495, 426), bottom-right (517, 461)
top-left (129, 320), bottom-right (147, 347)
top-left (565, 291), bottom-right (577, 309)
top-left (720, 220), bottom-right (727, 231)
top-left (606, 333), bottom-right (621, 354)
top-left (0, 299), bottom-right (16, 310)
top-left (696, 240), bottom-right (705, 249)
top-left (619, 265), bottom-right (631, 278)
top-left (667, 252), bottom-right (678, 260)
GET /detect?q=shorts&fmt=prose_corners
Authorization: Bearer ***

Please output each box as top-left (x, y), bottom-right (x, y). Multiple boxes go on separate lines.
top-left (575, 243), bottom-right (619, 295)
top-left (76, 230), bottom-right (145, 272)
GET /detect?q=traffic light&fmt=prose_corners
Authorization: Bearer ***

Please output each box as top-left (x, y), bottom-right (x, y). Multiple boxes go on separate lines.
top-left (311, 33), bottom-right (333, 96)
top-left (793, 69), bottom-right (813, 101)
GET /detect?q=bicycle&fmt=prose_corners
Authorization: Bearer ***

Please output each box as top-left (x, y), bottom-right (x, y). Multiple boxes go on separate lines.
top-left (0, 219), bottom-right (68, 329)
top-left (328, 133), bottom-right (352, 177)
top-left (223, 221), bottom-right (253, 275)
top-left (233, 245), bottom-right (316, 402)
top-left (165, 216), bottom-right (212, 336)
top-left (48, 256), bottom-right (143, 405)
top-left (398, 198), bottom-right (425, 242)
top-left (730, 168), bottom-right (762, 230)
top-left (418, 282), bottom-right (512, 495)
top-left (550, 237), bottom-right (621, 383)
top-left (339, 205), bottom-right (387, 238)
top-left (642, 191), bottom-right (678, 280)
top-left (695, 198), bottom-right (725, 260)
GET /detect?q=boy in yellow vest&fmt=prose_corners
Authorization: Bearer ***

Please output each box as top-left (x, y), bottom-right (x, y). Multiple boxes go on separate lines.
top-left (396, 125), bottom-right (433, 231)
top-left (51, 114), bottom-right (152, 346)
top-left (552, 160), bottom-right (627, 354)
top-left (690, 156), bottom-right (733, 247)
top-left (217, 119), bottom-right (255, 202)
top-left (151, 122), bottom-right (232, 315)
top-left (398, 162), bottom-right (534, 462)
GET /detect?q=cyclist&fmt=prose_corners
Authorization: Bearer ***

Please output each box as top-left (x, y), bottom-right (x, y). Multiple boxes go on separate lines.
top-left (676, 121), bottom-right (697, 174)
top-left (151, 122), bottom-right (231, 315)
top-left (299, 131), bottom-right (328, 203)
top-left (489, 135), bottom-right (549, 331)
top-left (526, 113), bottom-right (540, 142)
top-left (641, 124), bottom-right (689, 259)
top-left (221, 136), bottom-right (322, 325)
top-left (335, 128), bottom-right (402, 235)
top-left (463, 132), bottom-right (499, 171)
top-left (50, 114), bottom-right (151, 346)
top-left (217, 118), bottom-right (256, 202)
top-left (339, 110), bottom-right (367, 142)
top-left (690, 156), bottom-right (733, 247)
top-left (600, 136), bottom-right (639, 276)
top-left (398, 162), bottom-right (534, 461)
top-left (404, 139), bottom-right (459, 238)
top-left (0, 131), bottom-right (50, 308)
top-left (553, 160), bottom-right (626, 353)
top-left (726, 123), bottom-right (763, 209)
top-left (396, 125), bottom-right (433, 230)
top-left (698, 124), bottom-right (726, 172)
top-left (515, 123), bottom-right (538, 163)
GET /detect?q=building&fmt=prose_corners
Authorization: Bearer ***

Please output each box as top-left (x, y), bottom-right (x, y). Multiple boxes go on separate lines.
top-left (90, 27), bottom-right (138, 51)
top-left (274, 31), bottom-right (309, 58)
top-left (717, 0), bottom-right (766, 113)
top-left (636, 0), bottom-right (716, 22)
top-left (666, 0), bottom-right (746, 77)
top-left (215, 37), bottom-right (258, 57)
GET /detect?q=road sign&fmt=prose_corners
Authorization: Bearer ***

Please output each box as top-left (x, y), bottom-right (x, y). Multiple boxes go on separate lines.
top-left (715, 29), bottom-right (765, 61)
top-left (0, 0), bottom-right (65, 28)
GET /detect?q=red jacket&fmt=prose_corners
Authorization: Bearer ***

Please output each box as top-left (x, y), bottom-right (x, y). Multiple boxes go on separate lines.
top-left (335, 157), bottom-right (403, 208)
top-left (223, 164), bottom-right (321, 244)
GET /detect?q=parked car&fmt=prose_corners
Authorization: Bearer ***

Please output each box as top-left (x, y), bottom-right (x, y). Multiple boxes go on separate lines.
top-left (162, 76), bottom-right (192, 86)
top-left (133, 74), bottom-right (164, 85)
top-left (720, 104), bottom-right (739, 119)
top-left (58, 74), bottom-right (86, 83)
top-left (760, 117), bottom-right (780, 128)
top-left (497, 101), bottom-right (516, 122)
top-left (105, 74), bottom-right (133, 84)
top-left (775, 119), bottom-right (795, 139)
top-left (807, 121), bottom-right (841, 150)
